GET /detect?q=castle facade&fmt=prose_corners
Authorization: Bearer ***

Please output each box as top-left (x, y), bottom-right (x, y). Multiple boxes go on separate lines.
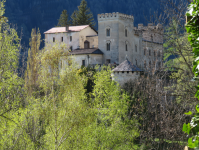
top-left (44, 12), bottom-right (163, 73)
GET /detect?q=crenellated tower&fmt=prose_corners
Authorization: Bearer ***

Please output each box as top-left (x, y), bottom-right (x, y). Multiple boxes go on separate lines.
top-left (98, 12), bottom-right (138, 65)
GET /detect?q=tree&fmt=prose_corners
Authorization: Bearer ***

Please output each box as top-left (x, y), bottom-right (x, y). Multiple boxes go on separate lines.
top-left (70, 10), bottom-right (78, 26)
top-left (183, 0), bottom-right (199, 149)
top-left (57, 10), bottom-right (70, 27)
top-left (82, 66), bottom-right (139, 149)
top-left (72, 0), bottom-right (95, 28)
top-left (25, 28), bottom-right (41, 96)
top-left (0, 1), bottom-right (25, 149)
top-left (0, 0), bottom-right (24, 122)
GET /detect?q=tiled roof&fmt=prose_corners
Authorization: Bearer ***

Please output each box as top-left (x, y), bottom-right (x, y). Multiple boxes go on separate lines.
top-left (113, 59), bottom-right (142, 72)
top-left (44, 25), bottom-right (89, 34)
top-left (70, 48), bottom-right (103, 55)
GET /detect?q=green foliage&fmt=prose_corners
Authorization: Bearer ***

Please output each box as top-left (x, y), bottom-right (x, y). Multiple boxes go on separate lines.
top-left (57, 10), bottom-right (70, 27)
top-left (77, 66), bottom-right (96, 94)
top-left (0, 0), bottom-right (23, 120)
top-left (163, 19), bottom-right (197, 104)
top-left (71, 10), bottom-right (78, 26)
top-left (0, 1), bottom-right (25, 149)
top-left (88, 66), bottom-right (139, 149)
top-left (183, 0), bottom-right (199, 148)
top-left (25, 28), bottom-right (41, 96)
top-left (0, 2), bottom-right (139, 148)
top-left (72, 0), bottom-right (95, 28)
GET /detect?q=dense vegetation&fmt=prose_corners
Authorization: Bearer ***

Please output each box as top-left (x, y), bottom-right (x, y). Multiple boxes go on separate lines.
top-left (1, 0), bottom-right (198, 149)
top-left (183, 0), bottom-right (199, 149)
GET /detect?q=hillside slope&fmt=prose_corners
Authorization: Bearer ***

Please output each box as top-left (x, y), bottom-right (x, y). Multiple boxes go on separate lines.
top-left (4, 0), bottom-right (161, 46)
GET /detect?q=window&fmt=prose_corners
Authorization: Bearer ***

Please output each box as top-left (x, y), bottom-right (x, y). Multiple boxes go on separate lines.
top-left (70, 36), bottom-right (72, 41)
top-left (70, 46), bottom-right (73, 51)
top-left (125, 29), bottom-right (127, 37)
top-left (61, 37), bottom-right (63, 42)
top-left (151, 35), bottom-right (153, 42)
top-left (53, 37), bottom-right (55, 42)
top-left (106, 29), bottom-right (110, 36)
top-left (158, 51), bottom-right (160, 57)
top-left (106, 59), bottom-right (111, 64)
top-left (135, 45), bottom-right (137, 52)
top-left (126, 44), bottom-right (128, 51)
top-left (84, 41), bottom-right (90, 49)
top-left (149, 61), bottom-right (151, 68)
top-left (154, 51), bottom-right (156, 57)
top-left (149, 49), bottom-right (151, 56)
top-left (144, 60), bottom-right (146, 68)
top-left (82, 60), bottom-right (85, 66)
top-left (107, 43), bottom-right (110, 51)
top-left (135, 59), bottom-right (137, 65)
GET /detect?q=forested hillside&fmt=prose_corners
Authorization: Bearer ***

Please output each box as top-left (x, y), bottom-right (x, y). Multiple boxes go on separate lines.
top-left (4, 0), bottom-right (161, 46)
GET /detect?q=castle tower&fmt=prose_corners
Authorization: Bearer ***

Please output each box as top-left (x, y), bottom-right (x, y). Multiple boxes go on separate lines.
top-left (111, 58), bottom-right (143, 85)
top-left (98, 12), bottom-right (138, 65)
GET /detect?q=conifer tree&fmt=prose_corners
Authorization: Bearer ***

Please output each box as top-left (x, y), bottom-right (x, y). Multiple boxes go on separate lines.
top-left (57, 10), bottom-right (70, 27)
top-left (72, 0), bottom-right (95, 28)
top-left (70, 10), bottom-right (78, 26)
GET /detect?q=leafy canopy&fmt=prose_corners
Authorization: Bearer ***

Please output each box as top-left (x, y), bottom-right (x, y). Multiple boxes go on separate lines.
top-left (183, 0), bottom-right (199, 148)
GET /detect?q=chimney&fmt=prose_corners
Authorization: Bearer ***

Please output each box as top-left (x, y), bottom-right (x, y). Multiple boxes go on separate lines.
top-left (66, 25), bottom-right (69, 31)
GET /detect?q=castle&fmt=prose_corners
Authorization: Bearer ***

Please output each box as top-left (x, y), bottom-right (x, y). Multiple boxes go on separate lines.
top-left (44, 12), bottom-right (163, 85)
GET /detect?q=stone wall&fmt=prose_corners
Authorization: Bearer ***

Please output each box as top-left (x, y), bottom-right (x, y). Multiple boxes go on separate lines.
top-left (98, 12), bottom-right (137, 65)
top-left (111, 71), bottom-right (140, 85)
top-left (71, 54), bottom-right (103, 68)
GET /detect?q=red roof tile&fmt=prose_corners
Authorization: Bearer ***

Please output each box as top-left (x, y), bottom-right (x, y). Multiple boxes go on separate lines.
top-left (44, 25), bottom-right (89, 34)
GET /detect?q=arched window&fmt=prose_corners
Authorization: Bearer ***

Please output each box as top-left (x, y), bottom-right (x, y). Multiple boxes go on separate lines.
top-left (151, 35), bottom-right (153, 42)
top-left (135, 59), bottom-right (137, 65)
top-left (106, 28), bottom-right (110, 36)
top-left (107, 43), bottom-right (110, 51)
top-left (126, 44), bottom-right (128, 51)
top-left (149, 61), bottom-right (151, 68)
top-left (84, 40), bottom-right (90, 49)
top-left (144, 48), bottom-right (146, 55)
top-left (125, 29), bottom-right (127, 37)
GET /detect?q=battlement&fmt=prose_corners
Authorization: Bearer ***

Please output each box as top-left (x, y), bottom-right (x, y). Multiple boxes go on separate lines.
top-left (137, 23), bottom-right (163, 31)
top-left (98, 12), bottom-right (134, 21)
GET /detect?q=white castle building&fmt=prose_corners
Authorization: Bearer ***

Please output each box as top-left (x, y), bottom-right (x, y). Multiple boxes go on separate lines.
top-left (44, 12), bottom-right (164, 84)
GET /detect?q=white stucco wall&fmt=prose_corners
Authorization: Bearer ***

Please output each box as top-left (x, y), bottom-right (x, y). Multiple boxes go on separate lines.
top-left (86, 36), bottom-right (98, 48)
top-left (45, 31), bottom-right (80, 50)
top-left (79, 27), bottom-right (98, 49)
